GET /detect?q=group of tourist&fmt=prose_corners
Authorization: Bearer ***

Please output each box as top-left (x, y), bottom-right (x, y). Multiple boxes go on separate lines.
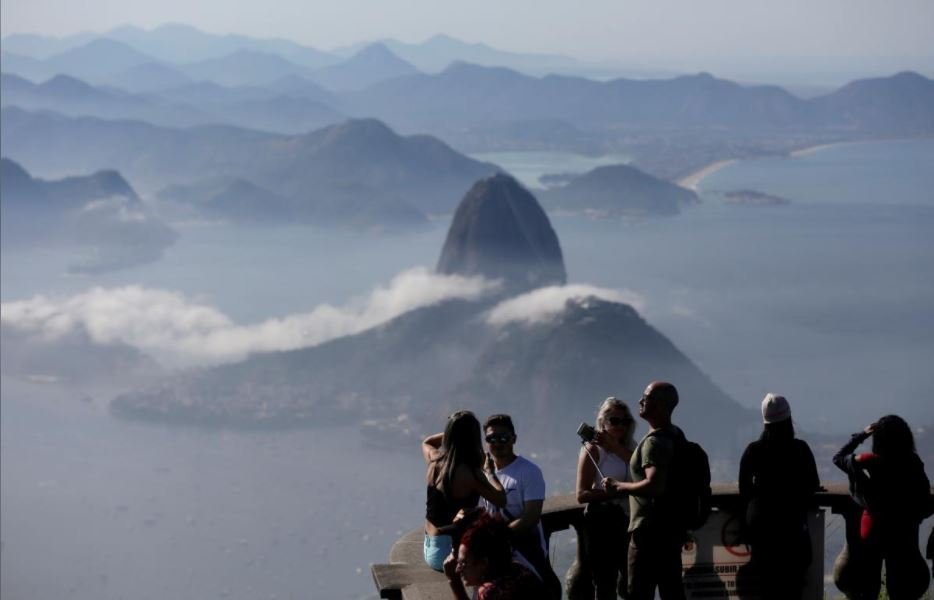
top-left (422, 380), bottom-right (933, 600)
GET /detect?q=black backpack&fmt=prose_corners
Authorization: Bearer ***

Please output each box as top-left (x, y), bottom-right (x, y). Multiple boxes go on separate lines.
top-left (650, 428), bottom-right (712, 532)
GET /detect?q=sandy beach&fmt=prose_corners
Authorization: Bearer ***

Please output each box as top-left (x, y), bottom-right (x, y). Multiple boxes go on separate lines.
top-left (676, 159), bottom-right (738, 191)
top-left (678, 141), bottom-right (861, 191)
top-left (789, 141), bottom-right (849, 157)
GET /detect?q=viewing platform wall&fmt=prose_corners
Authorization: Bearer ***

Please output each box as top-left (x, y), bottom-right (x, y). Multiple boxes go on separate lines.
top-left (371, 483), bottom-right (934, 600)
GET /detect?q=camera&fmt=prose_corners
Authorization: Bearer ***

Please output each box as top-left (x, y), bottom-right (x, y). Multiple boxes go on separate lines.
top-left (576, 422), bottom-right (596, 443)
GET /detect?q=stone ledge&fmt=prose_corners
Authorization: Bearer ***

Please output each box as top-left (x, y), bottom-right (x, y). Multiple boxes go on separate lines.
top-left (371, 483), bottom-right (924, 600)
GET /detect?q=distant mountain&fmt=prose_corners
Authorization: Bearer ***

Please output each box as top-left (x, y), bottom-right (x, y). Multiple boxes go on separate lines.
top-left (108, 61), bottom-right (193, 93)
top-left (342, 63), bottom-right (807, 131)
top-left (155, 177), bottom-right (294, 223)
top-left (1, 72), bottom-right (34, 95)
top-left (453, 295), bottom-right (751, 449)
top-left (334, 34), bottom-right (587, 76)
top-left (216, 95), bottom-right (344, 135)
top-left (0, 32), bottom-right (96, 59)
top-left (179, 50), bottom-right (313, 87)
top-left (2, 72), bottom-right (343, 135)
top-left (310, 43), bottom-right (420, 91)
top-left (154, 80), bottom-right (280, 105)
top-left (810, 71), bottom-right (934, 133)
top-left (1, 325), bottom-right (162, 386)
top-left (343, 64), bottom-right (934, 136)
top-left (0, 157), bottom-right (43, 201)
top-left (1, 109), bottom-right (497, 225)
top-left (112, 178), bottom-right (753, 453)
top-left (437, 174), bottom-right (566, 291)
top-left (248, 118), bottom-right (500, 216)
top-left (1, 24), bottom-right (339, 68)
top-left (539, 164), bottom-right (700, 217)
top-left (1, 73), bottom-right (212, 129)
top-left (266, 75), bottom-right (336, 104)
top-left (0, 158), bottom-right (177, 271)
top-left (1, 156), bottom-right (139, 214)
top-left (43, 38), bottom-right (160, 82)
top-left (104, 23), bottom-right (339, 68)
top-left (155, 175), bottom-right (426, 228)
top-left (1, 51), bottom-right (56, 81)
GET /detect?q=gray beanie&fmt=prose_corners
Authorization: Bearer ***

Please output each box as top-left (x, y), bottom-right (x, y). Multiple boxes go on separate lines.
top-left (761, 393), bottom-right (791, 424)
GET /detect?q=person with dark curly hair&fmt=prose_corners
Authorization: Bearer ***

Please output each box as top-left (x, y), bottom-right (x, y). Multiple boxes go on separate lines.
top-left (833, 414), bottom-right (931, 600)
top-left (443, 513), bottom-right (545, 600)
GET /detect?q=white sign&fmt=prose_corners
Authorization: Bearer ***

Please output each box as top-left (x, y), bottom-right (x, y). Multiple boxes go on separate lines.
top-left (680, 509), bottom-right (824, 599)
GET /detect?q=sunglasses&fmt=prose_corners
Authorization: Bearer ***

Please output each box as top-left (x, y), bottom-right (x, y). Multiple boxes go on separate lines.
top-left (485, 433), bottom-right (514, 444)
top-left (607, 416), bottom-right (633, 427)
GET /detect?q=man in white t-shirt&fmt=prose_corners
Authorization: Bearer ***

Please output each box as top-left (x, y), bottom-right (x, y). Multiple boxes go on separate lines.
top-left (479, 414), bottom-right (561, 600)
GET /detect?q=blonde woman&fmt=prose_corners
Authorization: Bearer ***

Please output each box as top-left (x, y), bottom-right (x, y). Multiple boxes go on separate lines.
top-left (576, 397), bottom-right (637, 599)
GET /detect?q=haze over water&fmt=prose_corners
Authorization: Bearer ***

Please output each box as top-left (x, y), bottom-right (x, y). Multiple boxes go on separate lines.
top-left (3, 139), bottom-right (933, 599)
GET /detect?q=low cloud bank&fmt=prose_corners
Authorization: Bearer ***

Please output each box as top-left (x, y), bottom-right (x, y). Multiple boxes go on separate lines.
top-left (0, 268), bottom-right (497, 368)
top-left (486, 284), bottom-right (645, 327)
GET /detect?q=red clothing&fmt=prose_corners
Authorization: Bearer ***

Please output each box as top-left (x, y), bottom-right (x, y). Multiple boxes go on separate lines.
top-left (476, 563), bottom-right (545, 600)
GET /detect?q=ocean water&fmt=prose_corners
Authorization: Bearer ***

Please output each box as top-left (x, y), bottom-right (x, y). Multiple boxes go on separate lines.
top-left (469, 150), bottom-right (632, 190)
top-left (574, 139), bottom-right (934, 430)
top-left (2, 138), bottom-right (933, 599)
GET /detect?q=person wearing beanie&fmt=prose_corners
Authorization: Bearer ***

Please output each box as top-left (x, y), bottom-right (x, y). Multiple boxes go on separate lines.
top-left (738, 393), bottom-right (820, 600)
top-left (761, 393), bottom-right (791, 424)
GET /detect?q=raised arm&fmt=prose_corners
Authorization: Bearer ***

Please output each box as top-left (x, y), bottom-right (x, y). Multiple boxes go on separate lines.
top-left (422, 432), bottom-right (443, 464)
top-left (473, 453), bottom-right (507, 508)
top-left (833, 428), bottom-right (872, 476)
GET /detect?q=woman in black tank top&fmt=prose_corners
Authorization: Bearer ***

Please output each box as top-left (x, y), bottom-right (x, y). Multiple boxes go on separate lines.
top-left (422, 411), bottom-right (507, 571)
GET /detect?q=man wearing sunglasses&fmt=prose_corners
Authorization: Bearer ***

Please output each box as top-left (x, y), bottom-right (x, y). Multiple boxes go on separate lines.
top-left (604, 380), bottom-right (687, 600)
top-left (479, 414), bottom-right (561, 600)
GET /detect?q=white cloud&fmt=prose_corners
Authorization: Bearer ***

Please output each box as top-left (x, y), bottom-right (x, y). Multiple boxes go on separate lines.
top-left (486, 284), bottom-right (645, 327)
top-left (0, 268), bottom-right (498, 368)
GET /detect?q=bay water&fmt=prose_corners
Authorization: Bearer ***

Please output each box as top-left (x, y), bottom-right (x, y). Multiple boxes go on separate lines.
top-left (2, 138), bottom-right (933, 599)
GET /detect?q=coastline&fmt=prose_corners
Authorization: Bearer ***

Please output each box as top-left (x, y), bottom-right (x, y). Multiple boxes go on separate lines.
top-left (677, 140), bottom-right (866, 191)
top-left (676, 159), bottom-right (738, 191)
top-left (789, 141), bottom-right (852, 157)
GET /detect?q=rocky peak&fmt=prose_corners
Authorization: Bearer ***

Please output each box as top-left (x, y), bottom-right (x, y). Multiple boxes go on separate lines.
top-left (436, 173), bottom-right (566, 291)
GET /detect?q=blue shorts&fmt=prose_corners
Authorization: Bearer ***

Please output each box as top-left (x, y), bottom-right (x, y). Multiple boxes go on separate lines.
top-left (423, 534), bottom-right (453, 571)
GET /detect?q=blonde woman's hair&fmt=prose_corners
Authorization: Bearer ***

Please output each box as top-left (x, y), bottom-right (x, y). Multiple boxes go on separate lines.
top-left (596, 396), bottom-right (636, 450)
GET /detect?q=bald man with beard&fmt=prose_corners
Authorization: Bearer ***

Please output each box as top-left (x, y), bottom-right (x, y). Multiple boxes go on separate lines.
top-left (604, 381), bottom-right (687, 600)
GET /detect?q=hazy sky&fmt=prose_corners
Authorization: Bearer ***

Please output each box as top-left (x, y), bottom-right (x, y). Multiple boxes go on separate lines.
top-left (3, 0), bottom-right (933, 69)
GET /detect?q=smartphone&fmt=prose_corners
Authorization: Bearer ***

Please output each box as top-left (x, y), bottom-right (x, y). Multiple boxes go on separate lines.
top-left (576, 422), bottom-right (596, 443)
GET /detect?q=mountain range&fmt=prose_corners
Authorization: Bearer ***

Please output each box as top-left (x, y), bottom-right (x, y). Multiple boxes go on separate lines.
top-left (1, 36), bottom-right (420, 92)
top-left (111, 174), bottom-right (755, 453)
top-left (4, 24), bottom-right (932, 137)
top-left (5, 58), bottom-right (930, 149)
top-left (1, 25), bottom-right (615, 78)
top-left (341, 65), bottom-right (934, 135)
top-left (0, 109), bottom-right (500, 226)
top-left (0, 158), bottom-right (177, 272)
top-left (4, 28), bottom-right (932, 231)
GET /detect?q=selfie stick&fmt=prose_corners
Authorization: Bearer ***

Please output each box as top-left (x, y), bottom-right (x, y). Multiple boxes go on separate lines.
top-left (580, 441), bottom-right (606, 481)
